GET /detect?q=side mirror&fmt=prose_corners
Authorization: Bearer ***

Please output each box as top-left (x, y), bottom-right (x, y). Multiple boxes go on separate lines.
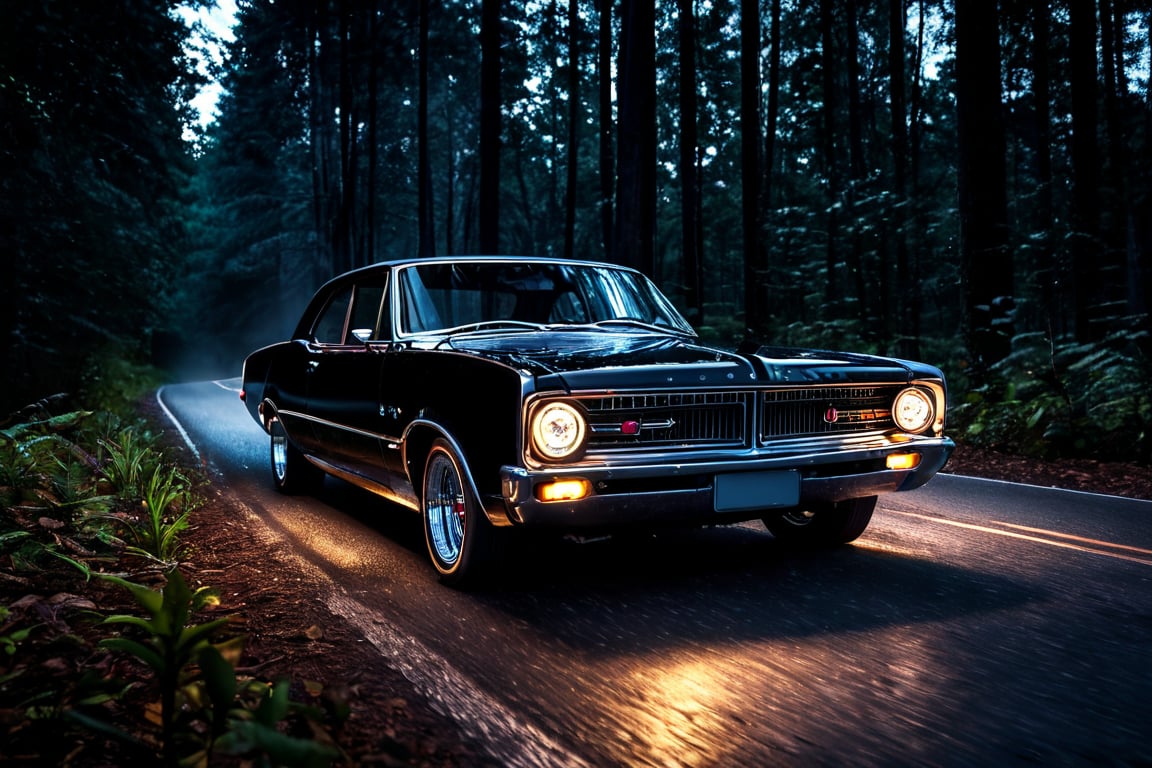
top-left (350, 328), bottom-right (373, 343)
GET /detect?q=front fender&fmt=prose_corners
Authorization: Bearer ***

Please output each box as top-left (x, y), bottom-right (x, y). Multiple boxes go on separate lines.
top-left (402, 418), bottom-right (513, 527)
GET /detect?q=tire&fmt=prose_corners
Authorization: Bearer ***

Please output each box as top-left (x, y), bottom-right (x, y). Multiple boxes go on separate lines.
top-left (763, 496), bottom-right (877, 547)
top-left (269, 420), bottom-right (322, 494)
top-left (422, 438), bottom-right (499, 587)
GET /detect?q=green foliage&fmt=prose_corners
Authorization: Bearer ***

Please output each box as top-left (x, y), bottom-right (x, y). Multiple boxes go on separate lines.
top-left (116, 466), bottom-right (197, 567)
top-left (80, 353), bottom-right (169, 420)
top-left (99, 571), bottom-right (339, 767)
top-left (1, 399), bottom-right (341, 764)
top-left (0, 606), bottom-right (36, 659)
top-left (950, 331), bottom-right (1152, 462)
top-left (99, 426), bottom-right (164, 497)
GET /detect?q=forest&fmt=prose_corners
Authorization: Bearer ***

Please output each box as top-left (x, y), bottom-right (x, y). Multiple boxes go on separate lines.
top-left (2, 0), bottom-right (1151, 463)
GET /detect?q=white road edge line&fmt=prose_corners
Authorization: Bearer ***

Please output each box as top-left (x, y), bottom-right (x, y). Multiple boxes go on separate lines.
top-left (938, 472), bottom-right (1152, 504)
top-left (890, 509), bottom-right (1152, 567)
top-left (155, 386), bottom-right (201, 464)
top-left (326, 592), bottom-right (590, 768)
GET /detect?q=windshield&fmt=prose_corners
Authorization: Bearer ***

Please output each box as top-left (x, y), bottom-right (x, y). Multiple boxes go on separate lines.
top-left (397, 261), bottom-right (695, 336)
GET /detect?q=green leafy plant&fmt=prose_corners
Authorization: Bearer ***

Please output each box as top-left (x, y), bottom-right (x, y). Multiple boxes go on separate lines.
top-left (951, 330), bottom-right (1152, 461)
top-left (192, 651), bottom-right (340, 768)
top-left (99, 570), bottom-right (230, 766)
top-left (0, 605), bottom-right (36, 660)
top-left (97, 571), bottom-right (338, 768)
top-left (99, 427), bottom-right (161, 497)
top-left (132, 466), bottom-right (194, 566)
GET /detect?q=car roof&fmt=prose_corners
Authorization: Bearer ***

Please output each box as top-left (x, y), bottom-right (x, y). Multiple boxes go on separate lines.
top-left (335, 255), bottom-right (643, 281)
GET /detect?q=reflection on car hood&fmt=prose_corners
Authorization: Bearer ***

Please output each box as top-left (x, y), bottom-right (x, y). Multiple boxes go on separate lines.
top-left (446, 332), bottom-right (921, 389)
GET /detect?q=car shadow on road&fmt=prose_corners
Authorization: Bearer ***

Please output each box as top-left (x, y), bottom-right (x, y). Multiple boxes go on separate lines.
top-left (316, 476), bottom-right (1039, 650)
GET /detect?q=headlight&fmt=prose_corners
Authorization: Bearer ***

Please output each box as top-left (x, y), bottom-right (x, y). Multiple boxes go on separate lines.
top-left (530, 401), bottom-right (587, 460)
top-left (893, 387), bottom-right (935, 433)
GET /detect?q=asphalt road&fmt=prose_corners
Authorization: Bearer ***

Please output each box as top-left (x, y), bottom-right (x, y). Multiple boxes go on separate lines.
top-left (159, 379), bottom-right (1152, 767)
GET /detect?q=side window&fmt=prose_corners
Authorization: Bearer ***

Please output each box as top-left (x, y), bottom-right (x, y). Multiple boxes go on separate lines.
top-left (348, 282), bottom-right (387, 341)
top-left (312, 286), bottom-right (354, 344)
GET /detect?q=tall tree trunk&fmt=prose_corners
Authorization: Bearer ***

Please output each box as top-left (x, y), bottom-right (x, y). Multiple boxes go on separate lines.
top-left (740, 0), bottom-right (764, 333)
top-left (762, 0), bottom-right (780, 212)
top-left (597, 0), bottom-right (614, 262)
top-left (479, 0), bottom-right (502, 254)
top-left (418, 0), bottom-right (435, 257)
top-left (955, 0), bottom-right (1013, 373)
top-left (1030, 0), bottom-right (1059, 335)
top-left (309, 4), bottom-right (336, 282)
top-left (1101, 0), bottom-right (1136, 325)
top-left (564, 0), bottom-right (580, 261)
top-left (1069, 0), bottom-right (1103, 340)
top-left (819, 0), bottom-right (841, 312)
top-left (679, 0), bottom-right (701, 322)
top-left (614, 0), bottom-right (656, 275)
top-left (366, 0), bottom-right (379, 262)
top-left (844, 0), bottom-right (868, 322)
top-left (889, 0), bottom-right (919, 358)
top-left (336, 0), bottom-right (356, 272)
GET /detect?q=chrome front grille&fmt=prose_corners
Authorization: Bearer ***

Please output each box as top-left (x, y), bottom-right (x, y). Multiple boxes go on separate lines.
top-left (760, 386), bottom-right (899, 441)
top-left (583, 391), bottom-right (749, 451)
top-left (563, 385), bottom-right (901, 456)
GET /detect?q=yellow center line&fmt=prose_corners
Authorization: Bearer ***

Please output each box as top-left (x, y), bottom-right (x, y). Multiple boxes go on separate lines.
top-left (888, 510), bottom-right (1152, 567)
top-left (995, 522), bottom-right (1152, 556)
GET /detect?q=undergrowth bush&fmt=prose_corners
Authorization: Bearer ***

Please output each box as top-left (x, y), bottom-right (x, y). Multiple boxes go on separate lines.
top-left (950, 330), bottom-right (1152, 463)
top-left (0, 396), bottom-right (341, 766)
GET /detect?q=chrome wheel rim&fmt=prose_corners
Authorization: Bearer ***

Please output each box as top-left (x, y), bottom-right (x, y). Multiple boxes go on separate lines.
top-left (426, 452), bottom-right (465, 567)
top-left (271, 432), bottom-right (288, 482)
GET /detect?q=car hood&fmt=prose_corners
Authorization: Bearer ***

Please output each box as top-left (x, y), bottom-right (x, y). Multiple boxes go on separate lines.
top-left (445, 332), bottom-right (928, 390)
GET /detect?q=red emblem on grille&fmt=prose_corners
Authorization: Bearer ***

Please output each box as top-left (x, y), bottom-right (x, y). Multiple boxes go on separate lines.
top-left (824, 407), bottom-right (839, 424)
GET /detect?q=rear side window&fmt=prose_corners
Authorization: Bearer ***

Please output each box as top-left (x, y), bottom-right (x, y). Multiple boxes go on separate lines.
top-left (348, 282), bottom-right (388, 341)
top-left (312, 286), bottom-right (353, 344)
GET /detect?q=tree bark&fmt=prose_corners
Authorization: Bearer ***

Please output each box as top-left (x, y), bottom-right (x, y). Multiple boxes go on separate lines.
top-left (597, 0), bottom-right (614, 262)
top-left (679, 0), bottom-right (701, 321)
top-left (479, 0), bottom-right (502, 254)
top-left (889, 0), bottom-right (919, 358)
top-left (418, 0), bottom-right (435, 257)
top-left (955, 0), bottom-right (1013, 372)
top-left (564, 0), bottom-right (580, 261)
top-left (613, 0), bottom-right (656, 275)
top-left (740, 0), bottom-right (763, 333)
top-left (819, 0), bottom-right (840, 311)
top-left (1069, 0), bottom-right (1103, 340)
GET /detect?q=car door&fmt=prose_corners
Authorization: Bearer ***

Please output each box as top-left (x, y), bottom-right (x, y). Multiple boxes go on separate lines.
top-left (303, 279), bottom-right (393, 487)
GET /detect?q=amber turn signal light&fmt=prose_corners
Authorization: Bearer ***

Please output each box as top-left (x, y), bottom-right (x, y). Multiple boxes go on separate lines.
top-left (886, 452), bottom-right (921, 471)
top-left (535, 479), bottom-right (592, 502)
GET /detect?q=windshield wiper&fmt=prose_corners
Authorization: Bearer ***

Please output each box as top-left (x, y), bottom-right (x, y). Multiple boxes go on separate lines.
top-left (587, 318), bottom-right (671, 332)
top-left (440, 320), bottom-right (546, 335)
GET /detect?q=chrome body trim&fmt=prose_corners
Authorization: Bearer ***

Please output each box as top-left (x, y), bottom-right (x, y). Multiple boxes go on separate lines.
top-left (500, 434), bottom-right (954, 528)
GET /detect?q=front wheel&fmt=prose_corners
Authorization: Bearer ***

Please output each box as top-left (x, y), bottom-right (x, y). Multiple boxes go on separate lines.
top-left (763, 496), bottom-right (877, 547)
top-left (269, 420), bottom-right (322, 494)
top-left (422, 439), bottom-right (500, 587)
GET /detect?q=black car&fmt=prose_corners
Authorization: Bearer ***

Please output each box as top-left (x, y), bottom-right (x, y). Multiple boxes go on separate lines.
top-left (241, 256), bottom-right (954, 584)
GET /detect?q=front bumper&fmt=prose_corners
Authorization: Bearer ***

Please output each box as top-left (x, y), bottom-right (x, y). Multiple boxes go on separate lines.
top-left (497, 435), bottom-right (955, 529)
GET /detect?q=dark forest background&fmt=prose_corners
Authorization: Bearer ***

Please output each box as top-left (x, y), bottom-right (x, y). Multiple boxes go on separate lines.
top-left (2, 0), bottom-right (1151, 462)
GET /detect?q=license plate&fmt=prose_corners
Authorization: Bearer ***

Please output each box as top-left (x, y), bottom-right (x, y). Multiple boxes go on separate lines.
top-left (714, 470), bottom-right (800, 512)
